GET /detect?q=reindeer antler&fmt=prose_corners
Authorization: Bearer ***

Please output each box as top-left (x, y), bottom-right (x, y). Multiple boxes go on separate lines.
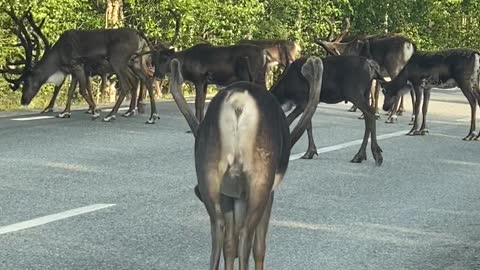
top-left (25, 11), bottom-right (50, 53)
top-left (5, 8), bottom-right (33, 70)
top-left (323, 16), bottom-right (335, 42)
top-left (334, 17), bottom-right (351, 42)
top-left (167, 8), bottom-right (181, 46)
top-left (0, 7), bottom-right (47, 91)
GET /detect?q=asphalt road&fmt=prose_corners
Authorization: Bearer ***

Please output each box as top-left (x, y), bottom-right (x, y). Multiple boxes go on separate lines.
top-left (0, 88), bottom-right (479, 270)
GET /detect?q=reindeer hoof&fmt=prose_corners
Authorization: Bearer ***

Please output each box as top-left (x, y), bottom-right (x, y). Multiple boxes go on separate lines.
top-left (57, 112), bottom-right (71, 118)
top-left (91, 112), bottom-right (101, 119)
top-left (407, 129), bottom-right (421, 136)
top-left (373, 146), bottom-right (383, 166)
top-left (122, 110), bottom-right (136, 117)
top-left (358, 114), bottom-right (365, 120)
top-left (463, 132), bottom-right (477, 141)
top-left (385, 116), bottom-right (397, 124)
top-left (374, 156), bottom-right (383, 166)
top-left (348, 107), bottom-right (357, 112)
top-left (300, 150), bottom-right (318, 159)
top-left (375, 112), bottom-right (381, 120)
top-left (41, 107), bottom-right (54, 113)
top-left (420, 129), bottom-right (429, 135)
top-left (145, 117), bottom-right (157, 124)
top-left (145, 113), bottom-right (160, 124)
top-left (102, 115), bottom-right (116, 122)
top-left (351, 152), bottom-right (367, 163)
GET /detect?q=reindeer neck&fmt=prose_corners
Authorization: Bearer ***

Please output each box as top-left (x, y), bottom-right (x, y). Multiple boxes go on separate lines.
top-left (387, 63), bottom-right (410, 90)
top-left (33, 50), bottom-right (65, 85)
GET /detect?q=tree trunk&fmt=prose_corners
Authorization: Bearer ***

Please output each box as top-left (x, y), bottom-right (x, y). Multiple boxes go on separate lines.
top-left (104, 0), bottom-right (124, 103)
top-left (106, 0), bottom-right (124, 28)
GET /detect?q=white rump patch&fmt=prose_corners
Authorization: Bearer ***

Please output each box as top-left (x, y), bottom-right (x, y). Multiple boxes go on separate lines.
top-left (473, 53), bottom-right (480, 89)
top-left (218, 91), bottom-right (259, 176)
top-left (403, 42), bottom-right (415, 63)
top-left (46, 71), bottom-right (66, 86)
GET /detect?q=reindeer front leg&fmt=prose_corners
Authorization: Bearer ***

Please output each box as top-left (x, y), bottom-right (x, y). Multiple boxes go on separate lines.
top-left (409, 88), bottom-right (416, 125)
top-left (103, 71), bottom-right (129, 122)
top-left (407, 85), bottom-right (422, 135)
top-left (460, 85), bottom-right (478, 140)
top-left (57, 77), bottom-right (78, 118)
top-left (351, 93), bottom-right (382, 165)
top-left (122, 77), bottom-right (139, 118)
top-left (418, 87), bottom-right (431, 135)
top-left (84, 76), bottom-right (100, 118)
top-left (42, 81), bottom-right (64, 113)
top-left (373, 82), bottom-right (381, 118)
top-left (77, 74), bottom-right (99, 118)
top-left (301, 121), bottom-right (318, 159)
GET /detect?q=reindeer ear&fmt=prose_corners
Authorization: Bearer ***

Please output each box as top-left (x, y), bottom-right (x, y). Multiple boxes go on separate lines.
top-left (165, 48), bottom-right (175, 56)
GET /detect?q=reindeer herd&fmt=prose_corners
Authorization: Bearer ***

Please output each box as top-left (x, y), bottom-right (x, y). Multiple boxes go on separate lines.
top-left (2, 8), bottom-right (480, 270)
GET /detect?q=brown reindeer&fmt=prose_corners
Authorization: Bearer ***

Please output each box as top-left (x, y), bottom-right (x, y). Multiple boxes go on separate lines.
top-left (168, 57), bottom-right (323, 270)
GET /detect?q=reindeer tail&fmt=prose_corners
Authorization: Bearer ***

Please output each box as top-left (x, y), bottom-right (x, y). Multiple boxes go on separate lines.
top-left (290, 57), bottom-right (324, 148)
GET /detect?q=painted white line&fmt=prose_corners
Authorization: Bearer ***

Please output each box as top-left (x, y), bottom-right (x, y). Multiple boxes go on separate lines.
top-left (456, 117), bottom-right (471, 122)
top-left (118, 107), bottom-right (130, 111)
top-left (0, 204), bottom-right (115, 235)
top-left (11, 116), bottom-right (55, 121)
top-left (289, 130), bottom-right (409, 160)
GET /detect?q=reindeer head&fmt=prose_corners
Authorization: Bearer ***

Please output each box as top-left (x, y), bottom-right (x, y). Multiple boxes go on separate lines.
top-left (380, 80), bottom-right (412, 111)
top-left (1, 8), bottom-right (51, 105)
top-left (151, 48), bottom-right (175, 80)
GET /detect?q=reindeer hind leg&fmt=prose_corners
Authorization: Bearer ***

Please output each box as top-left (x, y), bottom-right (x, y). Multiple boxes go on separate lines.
top-left (253, 192), bottom-right (274, 270)
top-left (222, 196), bottom-right (237, 270)
top-left (238, 171), bottom-right (275, 270)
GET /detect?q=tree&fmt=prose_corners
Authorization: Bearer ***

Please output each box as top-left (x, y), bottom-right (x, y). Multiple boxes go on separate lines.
top-left (106, 0), bottom-right (124, 28)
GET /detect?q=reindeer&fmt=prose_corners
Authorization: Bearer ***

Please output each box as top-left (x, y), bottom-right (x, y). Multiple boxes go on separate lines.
top-left (168, 56), bottom-right (323, 270)
top-left (381, 49), bottom-right (480, 140)
top-left (271, 55), bottom-right (384, 164)
top-left (0, 8), bottom-right (158, 123)
top-left (315, 17), bottom-right (416, 123)
top-left (236, 39), bottom-right (301, 68)
top-left (151, 44), bottom-right (268, 122)
top-left (39, 9), bottom-right (181, 118)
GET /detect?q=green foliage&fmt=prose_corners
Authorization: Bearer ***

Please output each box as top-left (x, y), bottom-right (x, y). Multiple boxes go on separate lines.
top-left (0, 0), bottom-right (479, 110)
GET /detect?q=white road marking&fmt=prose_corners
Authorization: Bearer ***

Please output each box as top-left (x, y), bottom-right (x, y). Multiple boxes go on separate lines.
top-left (0, 204), bottom-right (115, 235)
top-left (10, 107), bottom-right (131, 121)
top-left (11, 116), bottom-right (55, 121)
top-left (456, 117), bottom-right (471, 122)
top-left (289, 130), bottom-right (409, 160)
